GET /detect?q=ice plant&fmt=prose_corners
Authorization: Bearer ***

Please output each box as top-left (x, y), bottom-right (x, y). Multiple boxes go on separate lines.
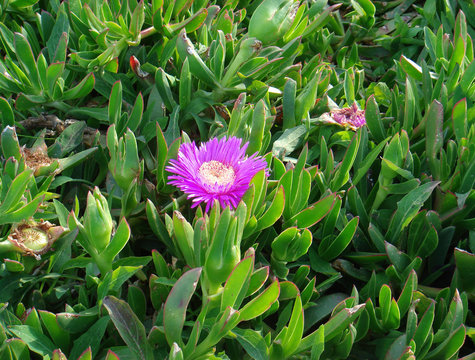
top-left (166, 137), bottom-right (268, 212)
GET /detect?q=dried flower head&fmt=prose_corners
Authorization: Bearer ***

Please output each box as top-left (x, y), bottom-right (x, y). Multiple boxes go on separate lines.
top-left (330, 103), bottom-right (366, 130)
top-left (166, 137), bottom-right (268, 212)
top-left (8, 220), bottom-right (65, 259)
top-left (21, 142), bottom-right (59, 176)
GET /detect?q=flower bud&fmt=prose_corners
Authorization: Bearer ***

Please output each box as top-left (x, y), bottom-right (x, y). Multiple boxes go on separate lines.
top-left (204, 209), bottom-right (241, 294)
top-left (107, 125), bottom-right (141, 191)
top-left (5, 220), bottom-right (65, 259)
top-left (83, 187), bottom-right (113, 253)
top-left (248, 0), bottom-right (299, 44)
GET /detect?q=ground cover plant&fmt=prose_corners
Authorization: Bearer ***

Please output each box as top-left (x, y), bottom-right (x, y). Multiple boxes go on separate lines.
top-left (0, 0), bottom-right (474, 358)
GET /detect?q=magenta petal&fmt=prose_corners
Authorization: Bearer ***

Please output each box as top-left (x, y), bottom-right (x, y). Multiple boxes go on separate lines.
top-left (166, 136), bottom-right (268, 212)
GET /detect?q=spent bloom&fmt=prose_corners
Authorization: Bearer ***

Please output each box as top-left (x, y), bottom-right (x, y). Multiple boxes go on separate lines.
top-left (330, 103), bottom-right (366, 129)
top-left (319, 103), bottom-right (366, 130)
top-left (4, 220), bottom-right (65, 259)
top-left (166, 137), bottom-right (268, 212)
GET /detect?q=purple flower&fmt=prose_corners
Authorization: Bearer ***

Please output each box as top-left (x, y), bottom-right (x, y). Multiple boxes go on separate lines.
top-left (166, 137), bottom-right (268, 212)
top-left (330, 103), bottom-right (366, 129)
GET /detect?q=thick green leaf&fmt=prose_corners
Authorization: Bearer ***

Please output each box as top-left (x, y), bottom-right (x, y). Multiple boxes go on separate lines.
top-left (57, 147), bottom-right (97, 172)
top-left (426, 324), bottom-right (465, 360)
top-left (48, 121), bottom-right (86, 158)
top-left (365, 95), bottom-right (385, 143)
top-left (0, 169), bottom-right (33, 214)
top-left (179, 58), bottom-right (191, 108)
top-left (310, 325), bottom-right (324, 360)
top-left (61, 73), bottom-right (95, 101)
top-left (127, 92), bottom-right (144, 133)
top-left (454, 248), bottom-right (475, 293)
top-left (101, 217), bottom-right (131, 262)
top-left (0, 97), bottom-right (14, 127)
top-left (233, 328), bottom-right (268, 360)
top-left (452, 98), bottom-right (467, 143)
top-left (163, 268), bottom-right (201, 347)
top-left (76, 347), bottom-right (92, 360)
top-left (39, 310), bottom-right (70, 353)
top-left (68, 316), bottom-right (110, 360)
top-left (397, 270), bottom-right (417, 318)
top-left (128, 285), bottom-right (147, 322)
top-left (246, 266), bottom-right (269, 297)
top-left (239, 280), bottom-right (280, 322)
top-left (400, 55), bottom-right (423, 82)
top-left (425, 100), bottom-right (444, 180)
top-left (330, 131), bottom-right (361, 191)
top-left (386, 181), bottom-right (439, 243)
top-left (256, 185), bottom-right (285, 231)
top-left (283, 77), bottom-right (297, 130)
top-left (282, 295), bottom-right (304, 357)
top-left (55, 308), bottom-right (98, 334)
top-left (247, 100), bottom-right (266, 155)
top-left (14, 33), bottom-right (39, 89)
top-left (222, 252), bottom-right (254, 311)
top-left (352, 137), bottom-right (388, 185)
top-left (106, 266), bottom-right (142, 294)
top-left (413, 302), bottom-right (435, 354)
top-left (9, 325), bottom-right (56, 356)
top-left (272, 125), bottom-right (307, 158)
top-left (103, 296), bottom-right (153, 360)
top-left (51, 349), bottom-right (68, 360)
top-left (324, 304), bottom-right (365, 340)
top-left (319, 216), bottom-right (358, 261)
top-left (287, 193), bottom-right (336, 228)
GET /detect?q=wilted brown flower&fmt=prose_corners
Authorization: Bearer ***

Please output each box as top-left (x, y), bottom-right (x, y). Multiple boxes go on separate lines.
top-left (318, 103), bottom-right (366, 131)
top-left (7, 220), bottom-right (65, 259)
top-left (21, 142), bottom-right (59, 176)
top-left (330, 103), bottom-right (366, 129)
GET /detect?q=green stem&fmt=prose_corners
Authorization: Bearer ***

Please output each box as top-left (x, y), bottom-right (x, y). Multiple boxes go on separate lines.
top-left (46, 101), bottom-right (72, 113)
top-left (161, 194), bottom-right (188, 213)
top-left (0, 240), bottom-right (19, 254)
top-left (418, 285), bottom-right (442, 298)
top-left (221, 38), bottom-right (261, 87)
top-left (92, 252), bottom-right (113, 275)
top-left (140, 26), bottom-right (157, 39)
top-left (371, 185), bottom-right (389, 212)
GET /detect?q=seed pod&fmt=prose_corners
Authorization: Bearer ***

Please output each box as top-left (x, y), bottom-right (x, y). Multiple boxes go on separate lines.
top-left (5, 220), bottom-right (65, 259)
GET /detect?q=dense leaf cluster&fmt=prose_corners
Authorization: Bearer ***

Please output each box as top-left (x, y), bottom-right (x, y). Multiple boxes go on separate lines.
top-left (0, 0), bottom-right (474, 359)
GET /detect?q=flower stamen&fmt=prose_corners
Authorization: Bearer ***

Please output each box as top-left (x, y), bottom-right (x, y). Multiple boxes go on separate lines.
top-left (199, 160), bottom-right (235, 186)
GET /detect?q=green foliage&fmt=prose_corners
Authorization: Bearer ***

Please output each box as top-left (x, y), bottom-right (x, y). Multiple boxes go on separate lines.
top-left (0, 0), bottom-right (473, 359)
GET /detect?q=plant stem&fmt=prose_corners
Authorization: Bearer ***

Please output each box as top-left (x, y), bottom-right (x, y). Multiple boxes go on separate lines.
top-left (140, 26), bottom-right (157, 39)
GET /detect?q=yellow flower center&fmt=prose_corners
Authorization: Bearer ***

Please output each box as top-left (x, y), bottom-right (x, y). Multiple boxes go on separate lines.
top-left (199, 160), bottom-right (235, 186)
top-left (21, 228), bottom-right (49, 251)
